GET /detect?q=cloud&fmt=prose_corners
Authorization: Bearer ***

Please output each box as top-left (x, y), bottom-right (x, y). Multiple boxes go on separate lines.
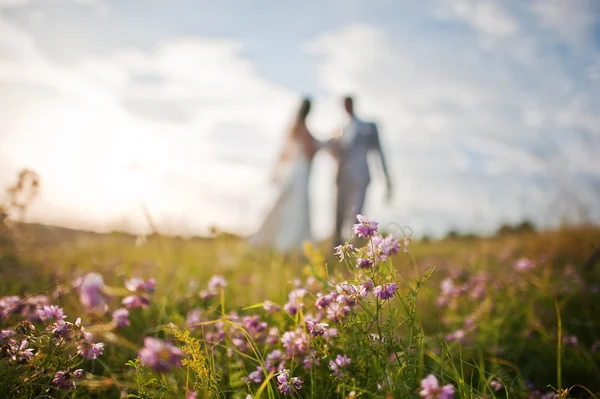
top-left (0, 14), bottom-right (299, 235)
top-left (306, 12), bottom-right (600, 234)
top-left (530, 0), bottom-right (599, 46)
top-left (438, 0), bottom-right (519, 39)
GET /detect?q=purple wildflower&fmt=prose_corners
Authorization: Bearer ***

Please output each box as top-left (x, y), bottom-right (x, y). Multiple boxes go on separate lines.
top-left (562, 335), bottom-right (578, 347)
top-left (514, 257), bottom-right (535, 272)
top-left (445, 329), bottom-right (465, 343)
top-left (78, 331), bottom-right (104, 360)
top-left (125, 277), bottom-right (156, 293)
top-left (52, 369), bottom-right (84, 390)
top-left (199, 290), bottom-right (216, 300)
top-left (263, 300), bottom-right (281, 313)
top-left (186, 392), bottom-right (197, 399)
top-left (276, 369), bottom-right (303, 396)
top-left (306, 320), bottom-right (329, 337)
top-left (37, 305), bottom-right (66, 322)
top-left (247, 366), bottom-right (263, 383)
top-left (490, 380), bottom-right (503, 392)
top-left (112, 308), bottom-right (130, 328)
top-left (329, 354), bottom-right (351, 379)
top-left (334, 243), bottom-right (355, 261)
top-left (266, 327), bottom-right (279, 346)
top-left (352, 214), bottom-right (379, 238)
top-left (357, 257), bottom-right (374, 269)
top-left (77, 273), bottom-right (106, 310)
top-left (122, 294), bottom-right (151, 309)
top-left (419, 374), bottom-right (455, 399)
top-left (265, 349), bottom-right (284, 372)
top-left (315, 293), bottom-right (336, 309)
top-left (208, 275), bottom-right (227, 290)
top-left (373, 283), bottom-right (398, 300)
top-left (186, 308), bottom-right (203, 327)
top-left (326, 302), bottom-right (350, 322)
top-left (138, 337), bottom-right (184, 372)
top-left (380, 235), bottom-right (401, 257)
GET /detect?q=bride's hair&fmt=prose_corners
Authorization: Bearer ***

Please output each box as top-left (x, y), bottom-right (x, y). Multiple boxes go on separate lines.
top-left (296, 97), bottom-right (311, 123)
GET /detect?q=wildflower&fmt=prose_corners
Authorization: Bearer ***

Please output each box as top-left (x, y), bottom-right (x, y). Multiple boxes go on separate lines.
top-left (562, 335), bottom-right (578, 347)
top-left (263, 300), bottom-right (281, 313)
top-left (281, 329), bottom-right (309, 356)
top-left (78, 331), bottom-right (104, 360)
top-left (247, 366), bottom-right (263, 383)
top-left (334, 243), bottom-right (355, 261)
top-left (360, 277), bottom-right (374, 292)
top-left (419, 374), bottom-right (455, 399)
top-left (326, 302), bottom-right (351, 322)
top-left (37, 305), bottom-right (66, 322)
top-left (52, 369), bottom-right (84, 390)
top-left (306, 320), bottom-right (329, 337)
top-left (77, 273), bottom-right (106, 310)
top-left (276, 369), bottom-right (303, 395)
top-left (199, 290), bottom-right (216, 300)
top-left (373, 283), bottom-right (398, 300)
top-left (125, 277), bottom-right (156, 293)
top-left (284, 301), bottom-right (299, 315)
top-left (514, 257), bottom-right (534, 272)
top-left (357, 257), bottom-right (374, 269)
top-left (315, 293), bottom-right (336, 309)
top-left (208, 275), bottom-right (227, 290)
top-left (381, 235), bottom-right (401, 257)
top-left (187, 392), bottom-right (198, 399)
top-left (329, 354), bottom-right (351, 378)
top-left (112, 308), bottom-right (130, 328)
top-left (266, 327), bottom-right (279, 345)
top-left (138, 337), bottom-right (184, 372)
top-left (445, 329), bottom-right (465, 343)
top-left (122, 295), bottom-right (150, 309)
top-left (591, 341), bottom-right (600, 353)
top-left (352, 214), bottom-right (378, 238)
top-left (265, 349), bottom-right (284, 372)
top-left (490, 380), bottom-right (502, 391)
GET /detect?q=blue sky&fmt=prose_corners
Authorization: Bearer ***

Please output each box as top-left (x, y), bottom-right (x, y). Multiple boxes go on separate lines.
top-left (0, 0), bottom-right (599, 238)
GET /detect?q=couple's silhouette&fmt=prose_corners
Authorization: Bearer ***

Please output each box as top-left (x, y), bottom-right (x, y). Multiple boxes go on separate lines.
top-left (249, 96), bottom-right (392, 253)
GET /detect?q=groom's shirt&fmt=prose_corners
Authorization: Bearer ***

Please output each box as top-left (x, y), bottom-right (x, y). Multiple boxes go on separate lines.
top-left (337, 116), bottom-right (381, 185)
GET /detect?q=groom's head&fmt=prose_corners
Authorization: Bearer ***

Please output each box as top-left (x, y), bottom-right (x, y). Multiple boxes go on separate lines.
top-left (343, 96), bottom-right (354, 116)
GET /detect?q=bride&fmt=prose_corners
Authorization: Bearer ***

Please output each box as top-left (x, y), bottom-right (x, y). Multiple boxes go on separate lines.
top-left (249, 97), bottom-right (320, 253)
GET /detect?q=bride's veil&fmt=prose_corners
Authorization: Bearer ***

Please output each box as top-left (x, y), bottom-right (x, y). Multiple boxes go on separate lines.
top-left (271, 98), bottom-right (310, 184)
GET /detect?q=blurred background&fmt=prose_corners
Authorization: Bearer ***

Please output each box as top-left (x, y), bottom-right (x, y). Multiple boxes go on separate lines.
top-left (0, 0), bottom-right (599, 240)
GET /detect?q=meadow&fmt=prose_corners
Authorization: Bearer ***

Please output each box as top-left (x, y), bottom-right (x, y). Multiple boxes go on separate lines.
top-left (1, 215), bottom-right (600, 398)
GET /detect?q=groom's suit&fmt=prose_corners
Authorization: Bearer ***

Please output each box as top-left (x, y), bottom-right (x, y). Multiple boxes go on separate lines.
top-left (332, 117), bottom-right (387, 247)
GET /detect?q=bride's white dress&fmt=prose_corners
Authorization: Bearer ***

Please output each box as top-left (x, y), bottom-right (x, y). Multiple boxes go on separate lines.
top-left (249, 139), bottom-right (313, 253)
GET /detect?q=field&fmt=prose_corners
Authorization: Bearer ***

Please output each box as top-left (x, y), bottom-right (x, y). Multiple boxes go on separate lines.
top-left (1, 219), bottom-right (600, 398)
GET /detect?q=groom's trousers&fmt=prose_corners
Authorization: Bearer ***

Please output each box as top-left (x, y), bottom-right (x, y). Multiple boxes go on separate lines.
top-left (333, 179), bottom-right (369, 248)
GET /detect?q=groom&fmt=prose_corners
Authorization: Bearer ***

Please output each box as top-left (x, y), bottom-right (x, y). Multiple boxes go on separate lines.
top-left (329, 96), bottom-right (393, 248)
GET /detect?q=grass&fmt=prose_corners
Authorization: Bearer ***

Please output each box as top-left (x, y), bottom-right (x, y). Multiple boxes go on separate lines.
top-left (1, 221), bottom-right (600, 398)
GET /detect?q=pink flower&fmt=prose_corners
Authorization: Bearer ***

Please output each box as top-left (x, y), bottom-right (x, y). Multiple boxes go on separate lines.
top-left (276, 369), bottom-right (303, 395)
top-left (263, 300), bottom-right (281, 313)
top-left (52, 369), bottom-right (83, 390)
top-left (112, 308), bottom-right (130, 328)
top-left (77, 273), bottom-right (106, 310)
top-left (138, 337), bottom-right (184, 372)
top-left (329, 354), bottom-right (351, 378)
top-left (373, 283), bottom-right (398, 300)
top-left (78, 331), bottom-right (104, 360)
top-left (352, 214), bottom-right (378, 238)
top-left (37, 305), bottom-right (66, 322)
top-left (514, 257), bottom-right (535, 272)
top-left (208, 275), bottom-right (227, 290)
top-left (419, 374), bottom-right (455, 399)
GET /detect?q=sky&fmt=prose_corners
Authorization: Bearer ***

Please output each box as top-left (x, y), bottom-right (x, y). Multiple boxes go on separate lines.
top-left (0, 0), bottom-right (599, 239)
